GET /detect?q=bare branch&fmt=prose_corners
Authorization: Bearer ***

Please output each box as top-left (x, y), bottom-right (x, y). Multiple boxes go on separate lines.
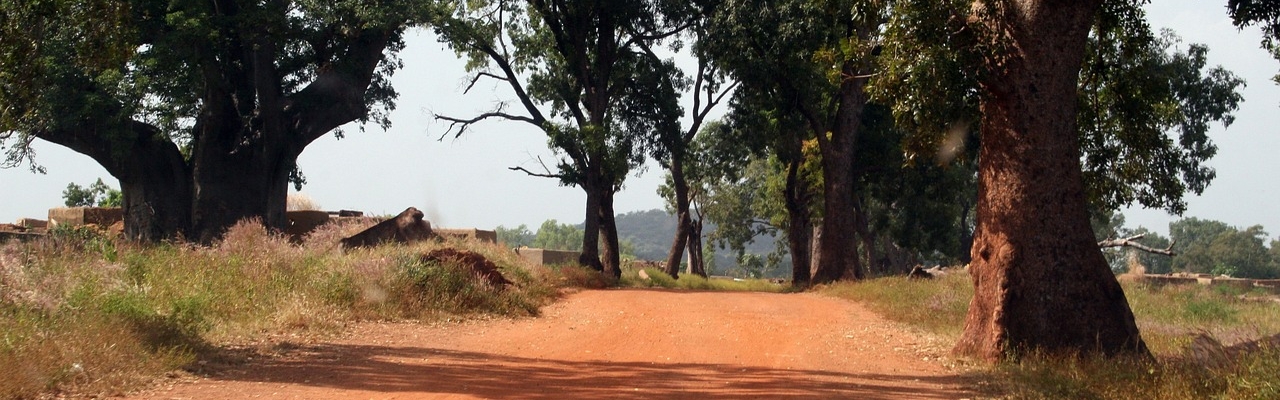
top-left (1098, 234), bottom-right (1177, 256)
top-left (508, 155), bottom-right (563, 179)
top-left (433, 110), bottom-right (540, 140)
top-left (508, 166), bottom-right (563, 179)
top-left (464, 72), bottom-right (511, 94)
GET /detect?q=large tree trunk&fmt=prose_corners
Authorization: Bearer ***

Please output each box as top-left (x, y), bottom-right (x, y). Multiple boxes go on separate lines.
top-left (812, 72), bottom-right (868, 284)
top-left (599, 187), bottom-right (623, 278)
top-left (686, 218), bottom-right (707, 277)
top-left (117, 130), bottom-right (193, 242)
top-left (783, 158), bottom-right (813, 287)
top-left (954, 0), bottom-right (1148, 361)
top-left (190, 145), bottom-right (293, 243)
top-left (958, 199), bottom-right (975, 265)
top-left (579, 168), bottom-right (605, 272)
top-left (664, 155), bottom-right (692, 279)
top-left (41, 122), bottom-right (196, 242)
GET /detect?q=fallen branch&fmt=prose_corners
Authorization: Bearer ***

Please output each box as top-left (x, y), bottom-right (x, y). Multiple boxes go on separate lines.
top-left (1098, 234), bottom-right (1176, 256)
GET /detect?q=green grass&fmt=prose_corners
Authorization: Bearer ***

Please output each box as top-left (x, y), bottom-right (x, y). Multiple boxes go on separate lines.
top-left (0, 220), bottom-right (569, 399)
top-left (819, 271), bottom-right (1280, 399)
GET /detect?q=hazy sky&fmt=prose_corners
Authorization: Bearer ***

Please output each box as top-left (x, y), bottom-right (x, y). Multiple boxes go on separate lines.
top-left (2, 1), bottom-right (1277, 240)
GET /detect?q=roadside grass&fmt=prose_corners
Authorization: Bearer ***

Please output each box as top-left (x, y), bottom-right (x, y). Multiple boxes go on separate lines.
top-left (618, 265), bottom-right (790, 292)
top-left (0, 221), bottom-right (568, 399)
top-left (821, 271), bottom-right (1280, 399)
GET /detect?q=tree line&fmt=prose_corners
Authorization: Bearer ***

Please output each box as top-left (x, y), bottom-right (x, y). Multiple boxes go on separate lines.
top-left (1097, 213), bottom-right (1280, 279)
top-left (4, 0), bottom-right (1279, 361)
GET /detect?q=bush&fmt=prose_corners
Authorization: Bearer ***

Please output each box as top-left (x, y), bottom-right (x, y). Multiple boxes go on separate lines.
top-left (0, 219), bottom-right (565, 399)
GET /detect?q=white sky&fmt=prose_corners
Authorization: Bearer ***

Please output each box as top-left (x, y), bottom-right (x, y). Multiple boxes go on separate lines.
top-left (2, 1), bottom-right (1277, 240)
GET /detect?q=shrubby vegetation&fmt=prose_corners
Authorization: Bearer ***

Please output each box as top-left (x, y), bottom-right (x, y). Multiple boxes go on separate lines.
top-left (0, 221), bottom-right (583, 399)
top-left (62, 178), bottom-right (121, 208)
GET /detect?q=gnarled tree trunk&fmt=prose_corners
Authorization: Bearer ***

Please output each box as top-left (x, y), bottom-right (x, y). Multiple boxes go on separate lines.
top-left (954, 0), bottom-right (1148, 361)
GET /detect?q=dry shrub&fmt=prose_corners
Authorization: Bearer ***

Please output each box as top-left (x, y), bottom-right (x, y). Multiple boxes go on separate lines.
top-left (0, 308), bottom-right (192, 399)
top-left (302, 217), bottom-right (381, 250)
top-left (216, 218), bottom-right (304, 279)
top-left (286, 193), bottom-right (321, 211)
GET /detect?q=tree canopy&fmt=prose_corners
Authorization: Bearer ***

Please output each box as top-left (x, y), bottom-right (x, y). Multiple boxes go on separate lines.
top-left (433, 0), bottom-right (693, 276)
top-left (1, 0), bottom-right (435, 242)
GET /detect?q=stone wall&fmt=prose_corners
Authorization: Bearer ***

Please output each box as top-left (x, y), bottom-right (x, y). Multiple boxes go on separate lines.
top-left (516, 247), bottom-right (581, 266)
top-left (436, 228), bottom-right (498, 244)
top-left (47, 207), bottom-right (123, 228)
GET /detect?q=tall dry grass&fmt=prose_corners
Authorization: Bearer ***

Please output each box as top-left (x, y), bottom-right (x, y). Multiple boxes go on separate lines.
top-left (285, 193), bottom-right (321, 211)
top-left (822, 270), bottom-right (1280, 399)
top-left (0, 220), bottom-right (569, 399)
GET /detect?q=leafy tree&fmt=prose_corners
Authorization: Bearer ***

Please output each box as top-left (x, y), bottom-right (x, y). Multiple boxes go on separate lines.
top-left (1270, 239), bottom-right (1280, 274)
top-left (923, 0), bottom-right (1149, 361)
top-left (1228, 0), bottom-right (1280, 84)
top-left (1170, 218), bottom-right (1278, 278)
top-left (62, 178), bottom-right (122, 208)
top-left (531, 219), bottom-right (584, 252)
top-left (1079, 24), bottom-right (1243, 214)
top-left (649, 3), bottom-right (737, 280)
top-left (495, 224), bottom-right (535, 248)
top-left (703, 0), bottom-right (891, 284)
top-left (875, 0), bottom-right (1247, 360)
top-left (1203, 226), bottom-right (1274, 278)
top-left (433, 0), bottom-right (686, 277)
top-left (2, 0), bottom-right (433, 242)
top-left (1170, 217), bottom-right (1235, 273)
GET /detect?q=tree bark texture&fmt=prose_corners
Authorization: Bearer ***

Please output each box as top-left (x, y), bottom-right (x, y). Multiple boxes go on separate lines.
top-left (579, 169), bottom-right (606, 272)
top-left (686, 218), bottom-right (707, 277)
top-left (664, 154), bottom-right (692, 278)
top-left (954, 0), bottom-right (1148, 361)
top-left (812, 70), bottom-right (869, 284)
top-left (598, 187), bottom-right (623, 278)
top-left (783, 157), bottom-right (814, 287)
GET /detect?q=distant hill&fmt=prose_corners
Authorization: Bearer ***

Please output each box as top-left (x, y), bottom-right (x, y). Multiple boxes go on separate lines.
top-left (612, 209), bottom-right (788, 277)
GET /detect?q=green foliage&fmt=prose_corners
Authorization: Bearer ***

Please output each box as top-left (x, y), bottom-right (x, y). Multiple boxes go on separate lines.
top-left (876, 0), bottom-right (1243, 220)
top-left (62, 178), bottom-right (121, 207)
top-left (1169, 218), bottom-right (1279, 278)
top-left (531, 219), bottom-right (584, 252)
top-left (1228, 0), bottom-right (1280, 85)
top-left (495, 224), bottom-right (535, 248)
top-left (1080, 11), bottom-right (1244, 214)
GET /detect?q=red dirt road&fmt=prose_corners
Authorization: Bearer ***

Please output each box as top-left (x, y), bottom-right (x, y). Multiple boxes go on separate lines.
top-left (132, 289), bottom-right (972, 399)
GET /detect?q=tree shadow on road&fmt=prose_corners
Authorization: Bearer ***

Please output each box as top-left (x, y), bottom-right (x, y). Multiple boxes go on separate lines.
top-left (208, 342), bottom-right (969, 399)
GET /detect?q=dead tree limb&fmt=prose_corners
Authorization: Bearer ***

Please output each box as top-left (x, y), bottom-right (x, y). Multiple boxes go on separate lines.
top-left (1098, 234), bottom-right (1176, 256)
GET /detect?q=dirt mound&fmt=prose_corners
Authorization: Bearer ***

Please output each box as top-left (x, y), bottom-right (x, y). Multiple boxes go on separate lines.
top-left (421, 248), bottom-right (512, 288)
top-left (340, 207), bottom-right (435, 249)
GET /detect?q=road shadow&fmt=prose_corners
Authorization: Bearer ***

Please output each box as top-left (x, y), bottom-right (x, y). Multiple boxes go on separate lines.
top-left (207, 342), bottom-right (971, 399)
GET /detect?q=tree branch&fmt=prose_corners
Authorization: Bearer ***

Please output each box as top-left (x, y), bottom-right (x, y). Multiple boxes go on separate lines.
top-left (464, 72), bottom-right (511, 94)
top-left (1098, 234), bottom-right (1177, 256)
top-left (433, 108), bottom-right (541, 139)
top-left (508, 165), bottom-right (564, 179)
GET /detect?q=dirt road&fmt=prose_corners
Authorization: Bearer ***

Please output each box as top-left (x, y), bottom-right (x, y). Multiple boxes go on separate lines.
top-left (133, 289), bottom-right (972, 399)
